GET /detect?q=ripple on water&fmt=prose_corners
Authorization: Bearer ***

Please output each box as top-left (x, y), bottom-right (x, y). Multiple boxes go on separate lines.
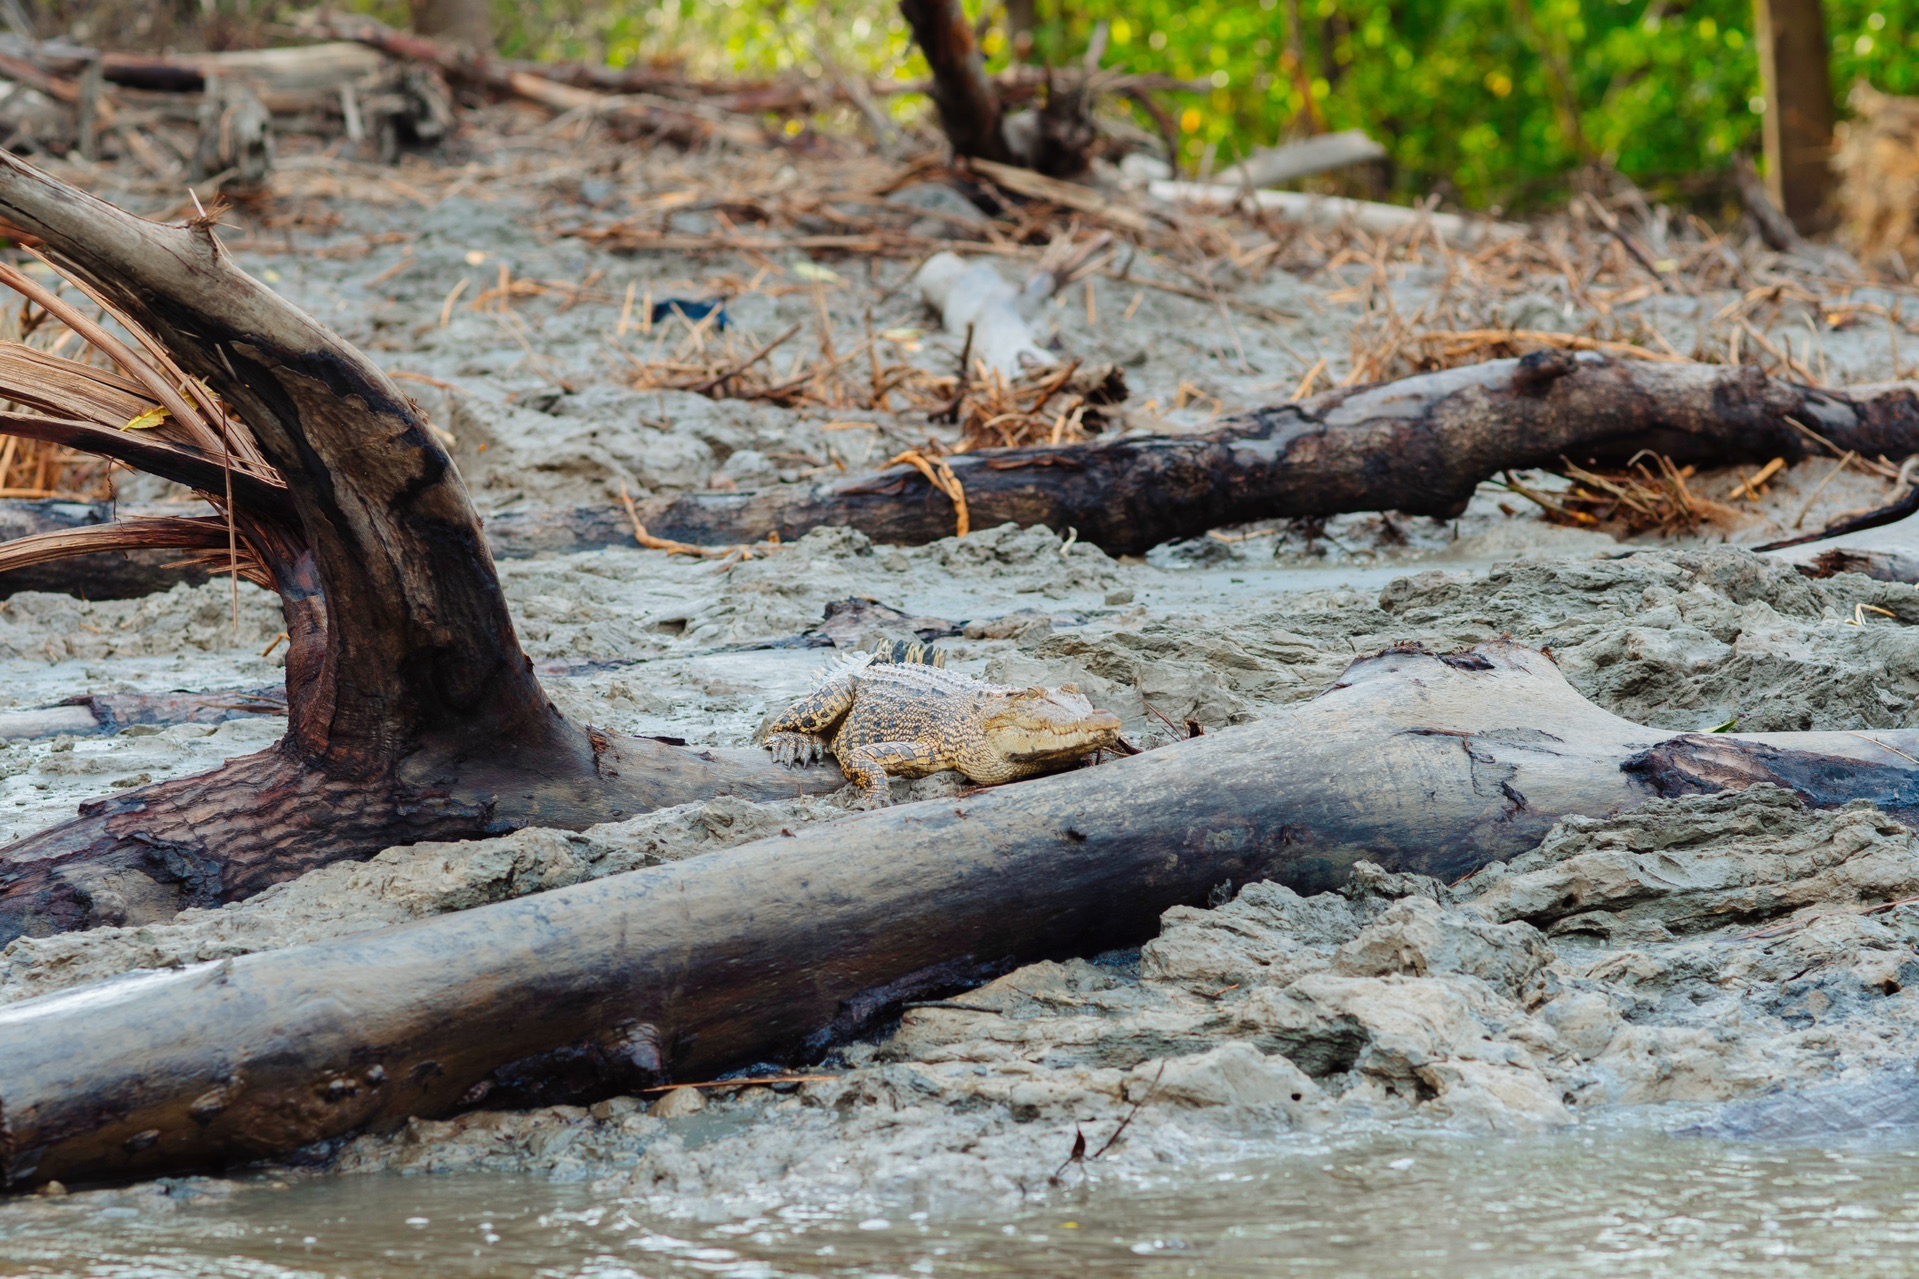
top-left (6, 1126), bottom-right (1919, 1278)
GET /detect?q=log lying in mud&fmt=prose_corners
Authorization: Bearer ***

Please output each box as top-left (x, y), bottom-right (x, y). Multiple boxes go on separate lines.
top-left (0, 500), bottom-right (211, 599)
top-left (17, 356), bottom-right (1918, 601)
top-left (0, 688), bottom-right (284, 742)
top-left (0, 500), bottom-right (632, 599)
top-left (1787, 545), bottom-right (1919, 584)
top-left (4, 640), bottom-right (1918, 1189)
top-left (617, 354), bottom-right (1919, 557)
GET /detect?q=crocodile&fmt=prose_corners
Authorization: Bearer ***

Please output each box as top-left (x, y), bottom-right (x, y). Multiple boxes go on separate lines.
top-left (756, 642), bottom-right (1124, 804)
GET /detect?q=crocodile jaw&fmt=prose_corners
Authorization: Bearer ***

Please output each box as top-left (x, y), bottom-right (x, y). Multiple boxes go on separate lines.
top-left (982, 690), bottom-right (1123, 764)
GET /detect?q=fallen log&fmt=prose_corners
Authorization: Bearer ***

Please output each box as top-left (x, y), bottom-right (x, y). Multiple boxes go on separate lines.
top-left (302, 14), bottom-right (763, 149)
top-left (610, 355), bottom-right (1919, 557)
top-left (1785, 545), bottom-right (1919, 584)
top-left (1214, 129), bottom-right (1387, 189)
top-left (13, 356), bottom-right (1919, 599)
top-left (0, 500), bottom-right (211, 598)
top-left (0, 500), bottom-right (641, 598)
top-left (0, 149), bottom-right (844, 944)
top-left (1149, 179), bottom-right (1524, 242)
top-left (0, 37), bottom-right (387, 105)
top-left (3, 639), bottom-right (1917, 1188)
top-left (0, 688), bottom-right (284, 742)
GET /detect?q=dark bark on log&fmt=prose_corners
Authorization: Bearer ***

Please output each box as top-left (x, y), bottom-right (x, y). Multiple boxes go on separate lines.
top-left (0, 551), bottom-right (195, 599)
top-left (0, 501), bottom-right (209, 599)
top-left (898, 0), bottom-right (1012, 163)
top-left (1756, 483), bottom-right (1919, 551)
top-left (614, 355), bottom-right (1919, 557)
top-left (3, 640), bottom-right (1916, 1188)
top-left (13, 356), bottom-right (1919, 602)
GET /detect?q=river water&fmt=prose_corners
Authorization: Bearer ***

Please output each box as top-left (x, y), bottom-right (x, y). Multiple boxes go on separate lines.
top-left (4, 1124), bottom-right (1919, 1278)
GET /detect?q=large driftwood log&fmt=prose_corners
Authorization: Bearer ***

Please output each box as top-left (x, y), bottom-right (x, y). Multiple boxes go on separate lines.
top-left (612, 355), bottom-right (1919, 557)
top-left (0, 152), bottom-right (844, 945)
top-left (3, 640), bottom-right (1917, 1188)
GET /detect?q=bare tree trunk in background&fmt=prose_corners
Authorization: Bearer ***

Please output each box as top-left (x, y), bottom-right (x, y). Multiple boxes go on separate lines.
top-left (1283, 0), bottom-right (1324, 134)
top-left (1753, 0), bottom-right (1834, 233)
top-left (410, 0), bottom-right (493, 53)
top-left (1004, 0), bottom-right (1037, 50)
top-left (898, 0), bottom-right (1012, 162)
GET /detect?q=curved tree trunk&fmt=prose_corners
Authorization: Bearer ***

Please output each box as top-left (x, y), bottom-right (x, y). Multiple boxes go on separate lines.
top-left (4, 640), bottom-right (1918, 1187)
top-left (0, 152), bottom-right (842, 945)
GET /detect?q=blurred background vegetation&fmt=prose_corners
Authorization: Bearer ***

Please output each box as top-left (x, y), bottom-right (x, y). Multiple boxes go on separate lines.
top-left (39, 0), bottom-right (1919, 212)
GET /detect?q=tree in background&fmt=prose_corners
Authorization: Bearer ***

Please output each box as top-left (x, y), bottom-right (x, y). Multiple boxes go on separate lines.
top-left (1002, 0), bottom-right (1915, 209)
top-left (430, 0), bottom-right (1911, 212)
top-left (409, 0), bottom-right (492, 51)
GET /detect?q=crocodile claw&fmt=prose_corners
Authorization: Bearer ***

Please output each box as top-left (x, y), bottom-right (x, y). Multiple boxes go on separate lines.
top-left (764, 732), bottom-right (826, 767)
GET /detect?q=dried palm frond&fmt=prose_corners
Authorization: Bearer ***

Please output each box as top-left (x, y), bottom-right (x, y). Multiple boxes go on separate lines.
top-left (0, 248), bottom-right (287, 590)
top-left (0, 436), bottom-right (112, 501)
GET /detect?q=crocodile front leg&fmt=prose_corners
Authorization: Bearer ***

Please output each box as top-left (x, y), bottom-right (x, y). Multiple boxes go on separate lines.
top-left (757, 677), bottom-right (857, 768)
top-left (837, 741), bottom-right (947, 807)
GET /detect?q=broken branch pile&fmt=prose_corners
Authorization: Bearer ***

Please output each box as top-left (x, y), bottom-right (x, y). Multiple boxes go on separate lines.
top-left (0, 35), bottom-right (451, 183)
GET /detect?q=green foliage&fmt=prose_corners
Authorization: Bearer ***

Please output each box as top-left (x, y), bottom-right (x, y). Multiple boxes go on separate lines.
top-left (352, 0), bottom-right (1918, 212)
top-left (1032, 0), bottom-right (1919, 209)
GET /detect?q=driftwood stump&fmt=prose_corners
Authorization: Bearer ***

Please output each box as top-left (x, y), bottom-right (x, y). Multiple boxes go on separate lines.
top-left (0, 152), bottom-right (841, 945)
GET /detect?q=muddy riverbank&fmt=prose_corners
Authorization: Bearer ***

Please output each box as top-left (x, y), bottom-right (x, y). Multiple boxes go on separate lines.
top-left (5, 115), bottom-right (1919, 1262)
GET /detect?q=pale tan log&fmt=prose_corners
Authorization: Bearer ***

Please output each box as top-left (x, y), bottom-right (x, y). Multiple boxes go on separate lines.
top-left (1215, 130), bottom-right (1387, 188)
top-left (1150, 179), bottom-right (1525, 242)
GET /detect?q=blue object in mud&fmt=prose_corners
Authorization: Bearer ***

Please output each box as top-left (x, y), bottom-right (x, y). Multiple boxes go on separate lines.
top-left (650, 298), bottom-right (729, 330)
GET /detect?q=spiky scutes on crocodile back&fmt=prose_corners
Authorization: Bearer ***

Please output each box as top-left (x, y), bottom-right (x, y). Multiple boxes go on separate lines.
top-left (827, 663), bottom-right (989, 771)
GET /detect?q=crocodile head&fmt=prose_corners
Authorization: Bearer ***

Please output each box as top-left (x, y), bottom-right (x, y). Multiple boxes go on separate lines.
top-left (980, 683), bottom-right (1123, 765)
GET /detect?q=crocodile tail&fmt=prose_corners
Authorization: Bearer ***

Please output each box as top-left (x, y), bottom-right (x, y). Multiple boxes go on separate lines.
top-left (868, 637), bottom-right (946, 667)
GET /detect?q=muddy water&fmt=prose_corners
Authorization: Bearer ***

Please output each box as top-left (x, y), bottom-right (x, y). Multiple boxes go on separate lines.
top-left (5, 1125), bottom-right (1919, 1277)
